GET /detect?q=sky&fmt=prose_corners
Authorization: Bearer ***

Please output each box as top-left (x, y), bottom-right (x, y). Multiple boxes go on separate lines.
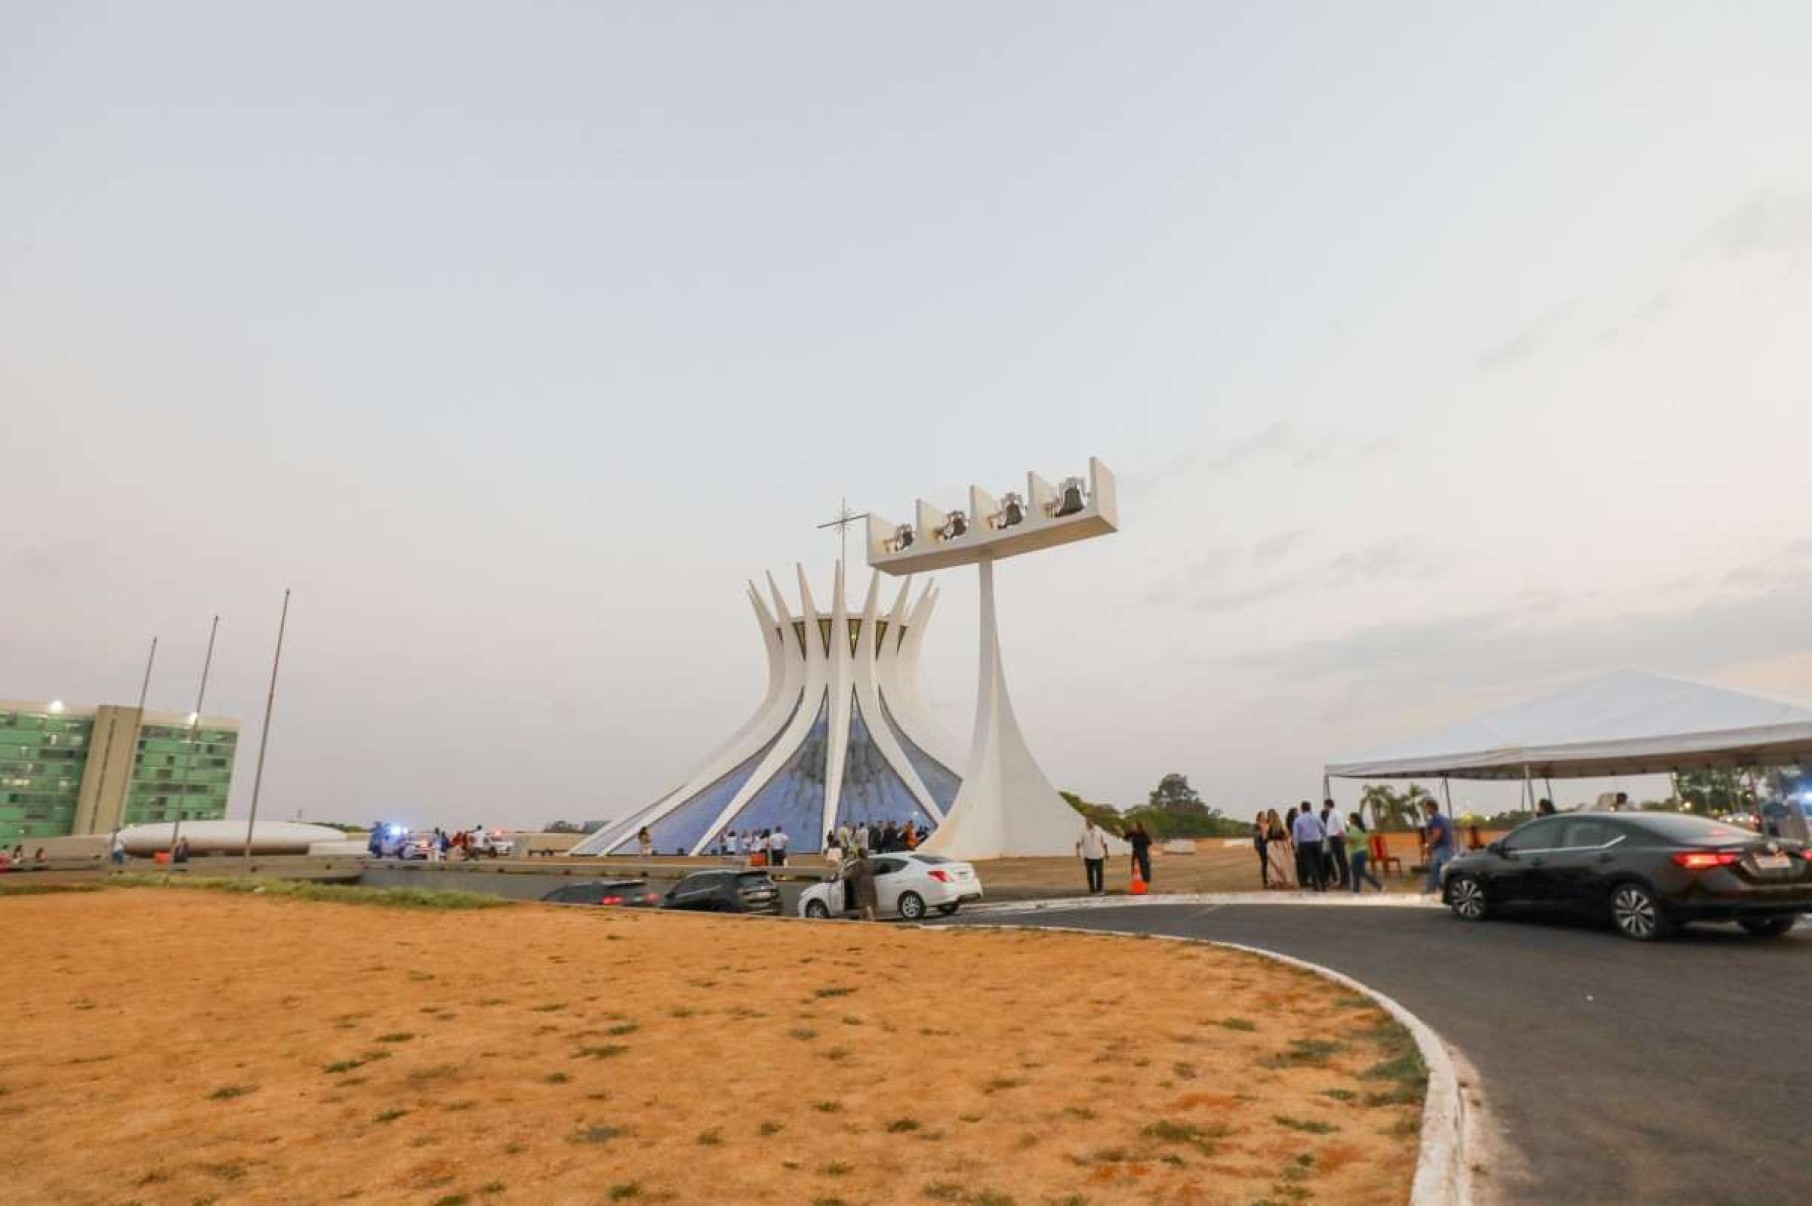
top-left (4, 2), bottom-right (1810, 829)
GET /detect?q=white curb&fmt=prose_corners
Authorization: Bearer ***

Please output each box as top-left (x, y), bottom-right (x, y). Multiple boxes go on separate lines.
top-left (968, 891), bottom-right (1443, 916)
top-left (939, 921), bottom-right (1476, 1206)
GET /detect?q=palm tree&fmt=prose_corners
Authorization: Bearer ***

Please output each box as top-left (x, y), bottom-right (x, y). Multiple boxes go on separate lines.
top-left (1360, 783), bottom-right (1432, 832)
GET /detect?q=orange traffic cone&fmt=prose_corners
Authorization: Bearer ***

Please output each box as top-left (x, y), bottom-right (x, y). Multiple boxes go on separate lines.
top-left (1129, 862), bottom-right (1149, 896)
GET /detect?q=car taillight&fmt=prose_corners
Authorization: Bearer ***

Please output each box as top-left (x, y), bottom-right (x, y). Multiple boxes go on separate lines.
top-left (1672, 851), bottom-right (1742, 871)
top-left (600, 895), bottom-right (624, 905)
top-left (927, 869), bottom-right (952, 883)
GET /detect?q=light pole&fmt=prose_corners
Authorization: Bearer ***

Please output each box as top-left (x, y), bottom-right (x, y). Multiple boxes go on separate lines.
top-left (243, 590), bottom-right (292, 863)
top-left (167, 617), bottom-right (220, 868)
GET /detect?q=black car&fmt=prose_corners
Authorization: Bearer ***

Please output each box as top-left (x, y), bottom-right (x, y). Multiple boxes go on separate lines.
top-left (540, 879), bottom-right (663, 908)
top-left (1441, 811), bottom-right (1812, 941)
top-left (661, 869), bottom-right (783, 914)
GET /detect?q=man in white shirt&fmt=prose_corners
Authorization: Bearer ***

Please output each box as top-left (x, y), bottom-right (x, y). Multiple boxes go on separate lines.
top-left (1290, 802), bottom-right (1327, 891)
top-left (854, 823), bottom-right (870, 856)
top-left (1075, 819), bottom-right (1109, 895)
top-left (1320, 799), bottom-right (1350, 889)
top-left (769, 825), bottom-right (790, 868)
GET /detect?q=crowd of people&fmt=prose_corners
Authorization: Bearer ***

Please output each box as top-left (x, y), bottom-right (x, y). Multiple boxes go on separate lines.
top-left (702, 825), bottom-right (793, 867)
top-left (1253, 798), bottom-right (1449, 894)
top-left (823, 818), bottom-right (924, 863)
top-left (368, 824), bottom-right (497, 861)
top-left (621, 818), bottom-right (933, 864)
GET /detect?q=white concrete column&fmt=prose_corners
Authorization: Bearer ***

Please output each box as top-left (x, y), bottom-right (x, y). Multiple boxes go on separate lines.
top-left (921, 556), bottom-right (1076, 858)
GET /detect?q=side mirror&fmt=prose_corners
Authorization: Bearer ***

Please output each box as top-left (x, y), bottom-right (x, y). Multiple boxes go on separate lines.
top-left (1487, 841), bottom-right (1509, 858)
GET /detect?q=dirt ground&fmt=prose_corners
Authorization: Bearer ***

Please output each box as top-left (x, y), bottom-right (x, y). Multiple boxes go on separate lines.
top-left (0, 889), bottom-right (1422, 1205)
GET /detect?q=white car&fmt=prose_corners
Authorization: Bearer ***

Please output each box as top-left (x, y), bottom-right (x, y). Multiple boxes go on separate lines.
top-left (798, 852), bottom-right (983, 921)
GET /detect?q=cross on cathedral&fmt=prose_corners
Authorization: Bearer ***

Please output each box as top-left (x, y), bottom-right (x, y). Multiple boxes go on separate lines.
top-left (816, 495), bottom-right (870, 568)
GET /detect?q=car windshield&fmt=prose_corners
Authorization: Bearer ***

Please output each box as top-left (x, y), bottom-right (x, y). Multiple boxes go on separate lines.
top-left (735, 872), bottom-right (773, 886)
top-left (1628, 813), bottom-right (1756, 844)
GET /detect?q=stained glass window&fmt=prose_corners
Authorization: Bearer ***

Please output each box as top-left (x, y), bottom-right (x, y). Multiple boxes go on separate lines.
top-left (833, 693), bottom-right (938, 836)
top-left (609, 696), bottom-right (801, 856)
top-left (878, 695), bottom-right (961, 813)
top-left (721, 697), bottom-right (832, 850)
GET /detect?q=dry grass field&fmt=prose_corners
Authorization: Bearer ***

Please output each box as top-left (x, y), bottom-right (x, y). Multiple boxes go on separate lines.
top-left (0, 886), bottom-right (1423, 1205)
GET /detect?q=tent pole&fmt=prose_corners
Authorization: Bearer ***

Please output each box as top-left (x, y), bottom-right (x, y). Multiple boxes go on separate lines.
top-left (1523, 764), bottom-right (1533, 812)
top-left (1545, 777), bottom-right (1554, 808)
top-left (1441, 778), bottom-right (1452, 811)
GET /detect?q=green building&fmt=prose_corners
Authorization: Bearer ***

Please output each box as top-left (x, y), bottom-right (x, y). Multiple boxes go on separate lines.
top-left (0, 700), bottom-right (239, 844)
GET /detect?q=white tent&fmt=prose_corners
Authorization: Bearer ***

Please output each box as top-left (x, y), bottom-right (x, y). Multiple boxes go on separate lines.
top-left (1325, 671), bottom-right (1812, 782)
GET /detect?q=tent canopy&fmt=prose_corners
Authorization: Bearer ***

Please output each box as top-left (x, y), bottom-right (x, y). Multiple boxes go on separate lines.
top-left (1326, 671), bottom-right (1812, 781)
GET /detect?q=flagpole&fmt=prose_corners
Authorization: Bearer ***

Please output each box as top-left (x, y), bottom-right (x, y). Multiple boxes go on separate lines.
top-left (243, 591), bottom-right (292, 862)
top-left (168, 617), bottom-right (220, 865)
top-left (100, 637), bottom-right (159, 865)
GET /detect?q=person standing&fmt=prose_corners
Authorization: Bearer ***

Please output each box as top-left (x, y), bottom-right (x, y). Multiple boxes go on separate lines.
top-left (769, 825), bottom-right (789, 867)
top-left (1252, 814), bottom-right (1270, 889)
top-left (1536, 798), bottom-right (1556, 816)
top-left (1263, 809), bottom-right (1295, 888)
top-left (846, 848), bottom-right (877, 921)
top-left (1347, 811), bottom-right (1384, 892)
top-left (1422, 800), bottom-right (1455, 895)
top-left (1125, 821), bottom-right (1153, 888)
top-left (1291, 802), bottom-right (1325, 891)
top-left (637, 826), bottom-right (654, 858)
top-left (1321, 799), bottom-right (1350, 889)
top-left (109, 831), bottom-right (127, 866)
top-left (1076, 818), bottom-right (1109, 896)
top-left (853, 822), bottom-right (870, 856)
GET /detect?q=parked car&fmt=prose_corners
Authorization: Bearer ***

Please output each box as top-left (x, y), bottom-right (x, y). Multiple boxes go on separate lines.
top-left (798, 852), bottom-right (983, 921)
top-left (540, 879), bottom-right (662, 908)
top-left (1442, 811), bottom-right (1812, 941)
top-left (660, 869), bottom-right (783, 914)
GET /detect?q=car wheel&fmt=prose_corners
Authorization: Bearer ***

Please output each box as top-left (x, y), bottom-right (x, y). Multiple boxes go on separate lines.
top-left (1609, 882), bottom-right (1674, 941)
top-left (935, 902), bottom-right (960, 916)
top-left (1737, 914), bottom-right (1798, 938)
top-left (897, 891), bottom-right (927, 921)
top-left (1446, 875), bottom-right (1490, 921)
top-left (804, 899), bottom-right (831, 920)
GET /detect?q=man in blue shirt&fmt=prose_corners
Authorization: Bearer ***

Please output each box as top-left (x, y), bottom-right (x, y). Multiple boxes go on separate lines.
top-left (1423, 800), bottom-right (1455, 894)
top-left (1290, 802), bottom-right (1326, 891)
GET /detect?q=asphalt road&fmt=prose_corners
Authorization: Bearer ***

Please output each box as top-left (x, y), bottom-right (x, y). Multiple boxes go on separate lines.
top-left (939, 901), bottom-right (1811, 1206)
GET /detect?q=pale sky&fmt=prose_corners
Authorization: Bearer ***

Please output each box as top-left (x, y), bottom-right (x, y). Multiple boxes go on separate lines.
top-left (4, 2), bottom-right (1809, 829)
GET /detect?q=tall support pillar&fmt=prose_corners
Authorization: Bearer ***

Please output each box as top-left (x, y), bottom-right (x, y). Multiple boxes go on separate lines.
top-left (921, 557), bottom-right (1075, 859)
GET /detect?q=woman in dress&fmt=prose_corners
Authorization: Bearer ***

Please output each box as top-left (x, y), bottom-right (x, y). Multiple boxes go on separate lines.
top-left (1253, 814), bottom-right (1271, 888)
top-left (1264, 808), bottom-right (1296, 889)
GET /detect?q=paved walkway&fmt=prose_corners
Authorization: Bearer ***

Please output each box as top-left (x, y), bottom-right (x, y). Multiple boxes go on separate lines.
top-left (939, 901), bottom-right (1811, 1205)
